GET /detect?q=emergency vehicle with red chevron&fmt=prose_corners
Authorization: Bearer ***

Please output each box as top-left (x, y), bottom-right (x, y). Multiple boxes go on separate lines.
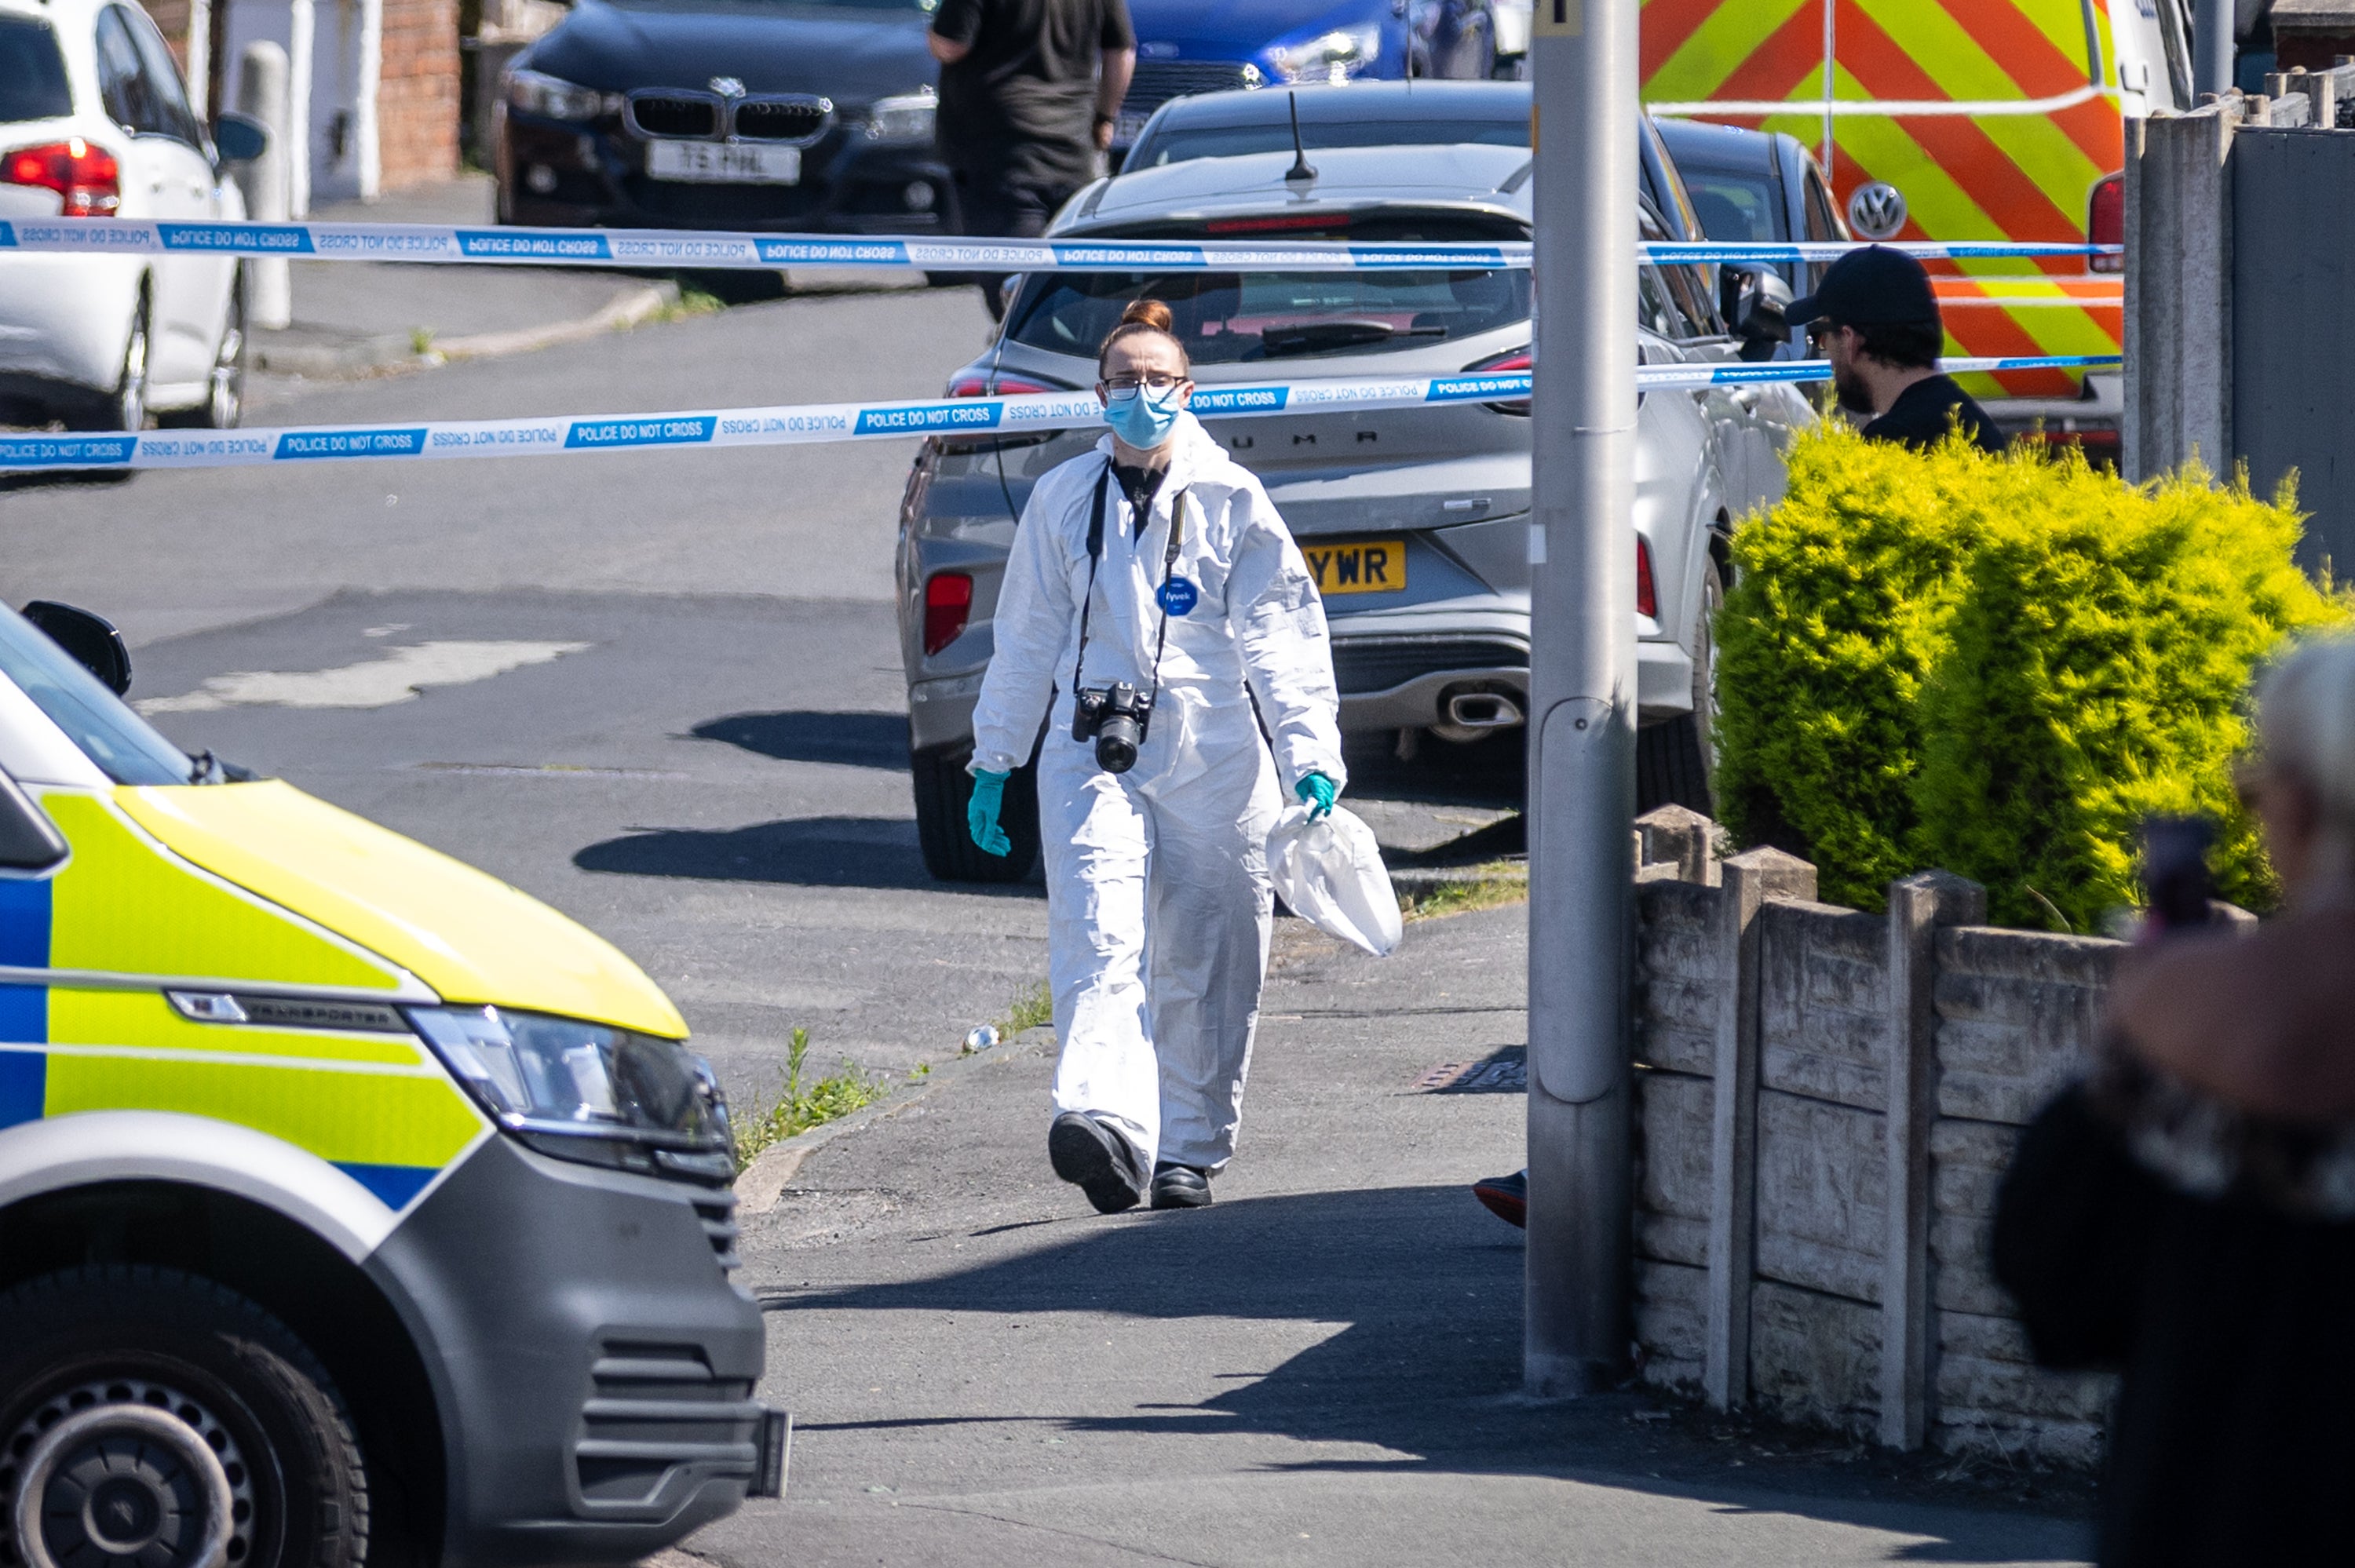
top-left (1642, 0), bottom-right (2196, 453)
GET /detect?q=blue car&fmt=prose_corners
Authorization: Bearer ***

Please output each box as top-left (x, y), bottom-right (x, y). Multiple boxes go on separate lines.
top-left (1115, 0), bottom-right (1499, 147)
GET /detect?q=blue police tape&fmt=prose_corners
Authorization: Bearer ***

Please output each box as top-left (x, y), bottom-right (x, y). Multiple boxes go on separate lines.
top-left (0, 217), bottom-right (2118, 272)
top-left (0, 356), bottom-right (2120, 472)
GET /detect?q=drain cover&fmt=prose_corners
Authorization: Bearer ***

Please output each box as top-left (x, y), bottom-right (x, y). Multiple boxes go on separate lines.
top-left (1411, 1048), bottom-right (1526, 1093)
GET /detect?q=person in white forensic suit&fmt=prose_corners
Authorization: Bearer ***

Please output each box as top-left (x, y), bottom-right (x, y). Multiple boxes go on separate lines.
top-left (964, 297), bottom-right (1346, 1213)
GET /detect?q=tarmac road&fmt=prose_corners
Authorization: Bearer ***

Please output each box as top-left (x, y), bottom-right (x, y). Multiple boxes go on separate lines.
top-left (0, 284), bottom-right (2089, 1566)
top-left (2, 279), bottom-right (1039, 1095)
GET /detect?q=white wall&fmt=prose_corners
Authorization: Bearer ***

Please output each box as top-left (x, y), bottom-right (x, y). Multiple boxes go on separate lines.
top-left (221, 0), bottom-right (367, 210)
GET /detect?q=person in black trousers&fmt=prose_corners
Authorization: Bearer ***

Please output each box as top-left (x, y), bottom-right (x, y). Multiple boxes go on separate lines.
top-left (929, 0), bottom-right (1135, 319)
top-left (1994, 633), bottom-right (2355, 1565)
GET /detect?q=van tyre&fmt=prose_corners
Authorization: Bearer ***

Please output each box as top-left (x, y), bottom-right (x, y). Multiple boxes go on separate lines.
top-left (911, 742), bottom-right (1039, 882)
top-left (0, 1267), bottom-right (368, 1568)
top-left (1636, 557), bottom-right (1722, 815)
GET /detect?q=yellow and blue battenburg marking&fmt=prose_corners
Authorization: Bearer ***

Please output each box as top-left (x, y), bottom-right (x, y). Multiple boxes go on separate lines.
top-left (0, 789), bottom-right (487, 1213)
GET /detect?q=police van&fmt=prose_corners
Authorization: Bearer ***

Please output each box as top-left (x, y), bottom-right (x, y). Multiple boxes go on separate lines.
top-left (1642, 0), bottom-right (2200, 454)
top-left (0, 601), bottom-right (780, 1568)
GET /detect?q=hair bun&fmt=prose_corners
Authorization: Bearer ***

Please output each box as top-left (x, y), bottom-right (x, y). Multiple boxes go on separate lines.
top-left (1119, 298), bottom-right (1175, 332)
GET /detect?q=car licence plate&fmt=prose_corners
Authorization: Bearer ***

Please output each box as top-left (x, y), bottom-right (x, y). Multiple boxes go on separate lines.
top-left (1302, 539), bottom-right (1407, 596)
top-left (646, 140), bottom-right (801, 184)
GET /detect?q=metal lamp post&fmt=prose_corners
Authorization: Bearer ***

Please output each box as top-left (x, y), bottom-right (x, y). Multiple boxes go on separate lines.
top-left (1523, 0), bottom-right (1638, 1398)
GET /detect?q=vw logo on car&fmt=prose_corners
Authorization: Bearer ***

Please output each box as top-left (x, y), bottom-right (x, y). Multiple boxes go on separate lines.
top-left (1847, 181), bottom-right (1908, 240)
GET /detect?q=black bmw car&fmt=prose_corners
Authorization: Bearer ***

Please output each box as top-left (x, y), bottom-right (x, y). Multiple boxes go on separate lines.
top-left (495, 0), bottom-right (947, 232)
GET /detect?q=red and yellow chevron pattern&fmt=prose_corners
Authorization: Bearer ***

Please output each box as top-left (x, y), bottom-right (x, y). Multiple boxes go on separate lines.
top-left (1641, 0), bottom-right (2124, 401)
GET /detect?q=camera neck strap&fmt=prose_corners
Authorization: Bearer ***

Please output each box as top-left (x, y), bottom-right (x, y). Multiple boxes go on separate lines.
top-left (1071, 459), bottom-right (1188, 698)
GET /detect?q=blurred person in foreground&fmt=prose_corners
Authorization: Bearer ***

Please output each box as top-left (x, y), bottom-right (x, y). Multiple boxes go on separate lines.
top-left (1993, 633), bottom-right (2355, 1566)
top-left (929, 0), bottom-right (1134, 319)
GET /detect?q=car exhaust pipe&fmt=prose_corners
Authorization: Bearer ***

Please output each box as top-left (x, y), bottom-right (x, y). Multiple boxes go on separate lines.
top-left (1430, 688), bottom-right (1526, 745)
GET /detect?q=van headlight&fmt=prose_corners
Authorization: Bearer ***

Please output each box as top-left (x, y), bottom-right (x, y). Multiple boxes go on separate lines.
top-left (1268, 25), bottom-right (1381, 83)
top-left (505, 67), bottom-right (615, 122)
top-left (862, 89), bottom-right (937, 144)
top-left (411, 1005), bottom-right (734, 1181)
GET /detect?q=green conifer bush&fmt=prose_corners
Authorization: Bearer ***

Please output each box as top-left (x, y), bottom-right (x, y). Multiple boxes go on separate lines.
top-left (1713, 423), bottom-right (1980, 909)
top-left (1915, 460), bottom-right (2339, 929)
top-left (1716, 425), bottom-right (2345, 924)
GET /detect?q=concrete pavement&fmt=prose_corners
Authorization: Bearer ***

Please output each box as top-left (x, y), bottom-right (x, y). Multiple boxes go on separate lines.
top-left (692, 903), bottom-right (2094, 1568)
top-left (254, 174), bottom-right (676, 384)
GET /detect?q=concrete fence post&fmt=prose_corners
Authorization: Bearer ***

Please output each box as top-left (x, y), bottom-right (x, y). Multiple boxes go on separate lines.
top-left (2124, 104), bottom-right (2236, 482)
top-left (1877, 870), bottom-right (1987, 1450)
top-left (1703, 846), bottom-right (1816, 1410)
top-left (234, 42), bottom-right (294, 331)
top-left (1634, 804), bottom-right (1716, 887)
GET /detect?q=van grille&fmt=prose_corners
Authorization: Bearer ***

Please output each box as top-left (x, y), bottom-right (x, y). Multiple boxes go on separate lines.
top-left (576, 1342), bottom-right (761, 1514)
top-left (693, 1196), bottom-right (740, 1271)
top-left (1332, 636), bottom-right (1527, 695)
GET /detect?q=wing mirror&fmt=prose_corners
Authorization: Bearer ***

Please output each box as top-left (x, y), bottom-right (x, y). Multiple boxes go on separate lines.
top-left (214, 111), bottom-right (270, 165)
top-left (0, 773), bottom-right (67, 873)
top-left (22, 600), bottom-right (132, 696)
top-left (1721, 267), bottom-right (1793, 363)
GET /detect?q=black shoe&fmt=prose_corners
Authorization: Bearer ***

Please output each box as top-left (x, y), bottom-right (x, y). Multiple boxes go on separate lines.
top-left (1149, 1162), bottom-right (1212, 1209)
top-left (1048, 1111), bottom-right (1146, 1214)
top-left (1473, 1169), bottom-right (1527, 1228)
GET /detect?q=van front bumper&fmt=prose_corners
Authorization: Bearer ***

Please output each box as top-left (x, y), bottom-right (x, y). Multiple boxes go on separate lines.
top-left (364, 1132), bottom-right (776, 1568)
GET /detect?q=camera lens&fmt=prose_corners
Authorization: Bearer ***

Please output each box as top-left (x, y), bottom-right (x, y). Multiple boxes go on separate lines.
top-left (1095, 715), bottom-right (1143, 774)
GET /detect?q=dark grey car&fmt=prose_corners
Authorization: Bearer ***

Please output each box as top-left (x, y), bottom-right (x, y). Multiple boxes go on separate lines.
top-left (896, 98), bottom-right (1810, 882)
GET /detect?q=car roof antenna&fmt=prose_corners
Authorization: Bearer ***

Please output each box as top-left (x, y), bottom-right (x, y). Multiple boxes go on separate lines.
top-left (1283, 93), bottom-right (1317, 189)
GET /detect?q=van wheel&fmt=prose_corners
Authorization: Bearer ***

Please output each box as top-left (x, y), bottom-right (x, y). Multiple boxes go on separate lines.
top-left (0, 1267), bottom-right (368, 1568)
top-left (911, 742), bottom-right (1039, 883)
top-left (1636, 558), bottom-right (1722, 815)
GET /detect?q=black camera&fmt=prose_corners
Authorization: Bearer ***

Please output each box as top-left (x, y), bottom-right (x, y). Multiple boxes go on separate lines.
top-left (1072, 682), bottom-right (1155, 774)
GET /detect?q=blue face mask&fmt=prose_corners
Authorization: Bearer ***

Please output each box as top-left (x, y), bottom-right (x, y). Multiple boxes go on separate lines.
top-left (1103, 382), bottom-right (1186, 450)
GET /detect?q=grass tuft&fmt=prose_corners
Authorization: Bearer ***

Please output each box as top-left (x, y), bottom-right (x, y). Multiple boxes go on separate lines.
top-left (654, 283), bottom-right (728, 323)
top-left (732, 1027), bottom-right (890, 1167)
top-left (995, 979), bottom-right (1053, 1039)
top-left (1398, 861), bottom-right (1528, 922)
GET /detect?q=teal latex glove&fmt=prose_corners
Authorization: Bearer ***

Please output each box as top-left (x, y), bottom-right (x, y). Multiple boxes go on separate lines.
top-left (1296, 771), bottom-right (1338, 821)
top-left (968, 768), bottom-right (1012, 856)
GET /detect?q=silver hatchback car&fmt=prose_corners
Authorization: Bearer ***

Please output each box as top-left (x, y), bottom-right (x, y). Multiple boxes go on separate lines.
top-left (896, 115), bottom-right (1809, 881)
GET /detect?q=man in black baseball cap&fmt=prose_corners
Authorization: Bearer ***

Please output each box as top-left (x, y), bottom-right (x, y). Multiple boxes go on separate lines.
top-left (1787, 245), bottom-right (2004, 454)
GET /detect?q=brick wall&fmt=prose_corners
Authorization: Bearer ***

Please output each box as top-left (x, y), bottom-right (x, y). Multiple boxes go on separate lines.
top-left (137, 0), bottom-right (193, 73)
top-left (381, 0), bottom-right (459, 191)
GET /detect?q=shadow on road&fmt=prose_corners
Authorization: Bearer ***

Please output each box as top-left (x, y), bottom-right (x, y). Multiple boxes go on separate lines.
top-left (578, 814), bottom-right (930, 887)
top-left (692, 710), bottom-right (910, 771)
top-left (576, 813), bottom-right (1041, 897)
top-left (763, 1183), bottom-right (2085, 1564)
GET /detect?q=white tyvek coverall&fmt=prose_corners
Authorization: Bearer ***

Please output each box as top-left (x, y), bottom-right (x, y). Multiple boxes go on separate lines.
top-left (969, 412), bottom-right (1345, 1172)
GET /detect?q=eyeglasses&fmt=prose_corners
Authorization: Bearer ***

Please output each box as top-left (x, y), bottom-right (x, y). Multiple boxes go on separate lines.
top-left (1103, 373), bottom-right (1187, 392)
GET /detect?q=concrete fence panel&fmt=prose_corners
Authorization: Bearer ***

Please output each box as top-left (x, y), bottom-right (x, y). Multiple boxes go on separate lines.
top-left (1627, 809), bottom-right (2123, 1460)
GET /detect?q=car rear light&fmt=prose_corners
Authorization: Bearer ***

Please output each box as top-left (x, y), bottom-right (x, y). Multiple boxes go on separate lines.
top-left (923, 572), bottom-right (973, 655)
top-left (947, 373), bottom-right (1061, 397)
top-left (1464, 347), bottom-right (1532, 414)
top-left (1635, 536), bottom-right (1658, 620)
top-left (2087, 172), bottom-right (2123, 274)
top-left (2, 138), bottom-right (120, 217)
